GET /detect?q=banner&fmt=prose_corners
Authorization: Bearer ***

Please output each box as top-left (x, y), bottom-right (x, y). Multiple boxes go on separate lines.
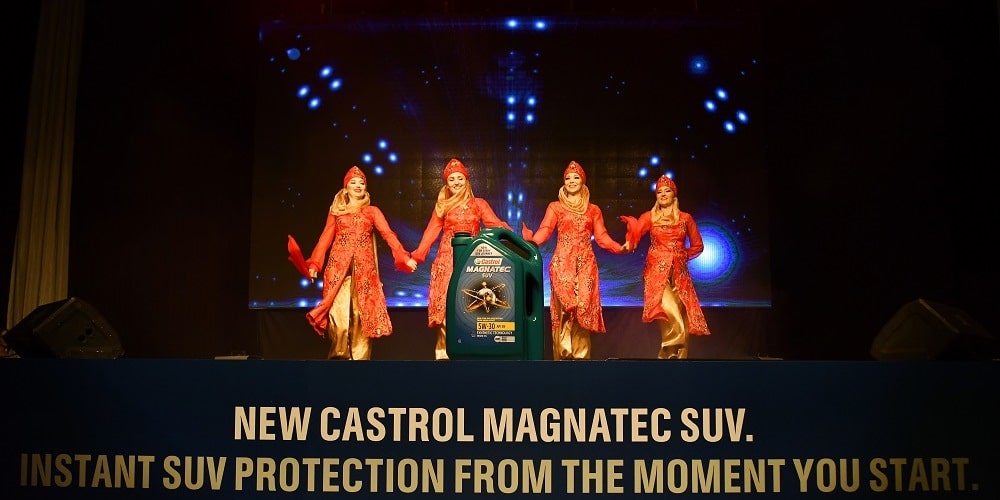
top-left (2, 359), bottom-right (997, 498)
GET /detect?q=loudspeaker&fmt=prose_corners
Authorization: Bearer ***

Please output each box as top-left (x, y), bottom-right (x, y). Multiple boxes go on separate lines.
top-left (4, 297), bottom-right (124, 358)
top-left (871, 298), bottom-right (996, 360)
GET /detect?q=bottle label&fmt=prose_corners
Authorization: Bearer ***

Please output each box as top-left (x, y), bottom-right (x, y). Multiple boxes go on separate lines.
top-left (452, 242), bottom-right (518, 347)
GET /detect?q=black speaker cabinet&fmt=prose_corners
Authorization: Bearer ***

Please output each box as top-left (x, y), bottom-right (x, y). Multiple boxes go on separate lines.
top-left (4, 297), bottom-right (123, 358)
top-left (871, 298), bottom-right (996, 361)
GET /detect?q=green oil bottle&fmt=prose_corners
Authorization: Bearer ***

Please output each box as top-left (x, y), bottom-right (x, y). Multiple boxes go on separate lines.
top-left (446, 227), bottom-right (544, 360)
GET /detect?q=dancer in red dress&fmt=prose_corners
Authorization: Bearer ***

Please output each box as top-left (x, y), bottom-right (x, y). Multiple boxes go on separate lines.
top-left (620, 174), bottom-right (711, 359)
top-left (290, 166), bottom-right (415, 360)
top-left (410, 158), bottom-right (512, 360)
top-left (522, 161), bottom-right (629, 360)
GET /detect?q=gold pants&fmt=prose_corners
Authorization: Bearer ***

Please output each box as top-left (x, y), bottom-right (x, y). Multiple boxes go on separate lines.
top-left (327, 275), bottom-right (372, 360)
top-left (434, 319), bottom-right (448, 360)
top-left (657, 284), bottom-right (688, 359)
top-left (552, 296), bottom-right (591, 360)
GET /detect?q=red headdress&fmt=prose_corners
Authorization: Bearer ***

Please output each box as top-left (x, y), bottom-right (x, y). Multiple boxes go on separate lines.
top-left (656, 175), bottom-right (677, 195)
top-left (343, 166), bottom-right (366, 188)
top-left (563, 161), bottom-right (587, 184)
top-left (442, 158), bottom-right (469, 182)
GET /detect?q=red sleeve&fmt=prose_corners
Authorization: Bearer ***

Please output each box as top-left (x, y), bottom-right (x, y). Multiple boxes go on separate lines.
top-left (286, 235), bottom-right (310, 277)
top-left (635, 212), bottom-right (653, 247)
top-left (475, 198), bottom-right (512, 231)
top-left (367, 206), bottom-right (414, 272)
top-left (591, 205), bottom-right (626, 254)
top-left (684, 212), bottom-right (705, 260)
top-left (411, 210), bottom-right (443, 263)
top-left (618, 211), bottom-right (651, 249)
top-left (306, 211), bottom-right (337, 272)
top-left (521, 222), bottom-right (535, 241)
top-left (526, 202), bottom-right (558, 245)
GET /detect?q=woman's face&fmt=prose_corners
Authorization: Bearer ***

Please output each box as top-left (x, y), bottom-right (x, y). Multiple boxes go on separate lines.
top-left (346, 177), bottom-right (367, 200)
top-left (655, 185), bottom-right (675, 206)
top-left (446, 173), bottom-right (467, 195)
top-left (563, 172), bottom-right (583, 194)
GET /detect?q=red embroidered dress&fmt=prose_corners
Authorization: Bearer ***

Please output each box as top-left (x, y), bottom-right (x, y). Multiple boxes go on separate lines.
top-left (629, 211), bottom-right (711, 335)
top-left (528, 202), bottom-right (625, 334)
top-left (305, 206), bottom-right (410, 338)
top-left (411, 198), bottom-right (511, 327)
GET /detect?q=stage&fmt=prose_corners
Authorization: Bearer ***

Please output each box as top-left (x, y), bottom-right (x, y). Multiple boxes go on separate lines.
top-left (2, 358), bottom-right (997, 499)
top-left (255, 307), bottom-right (774, 361)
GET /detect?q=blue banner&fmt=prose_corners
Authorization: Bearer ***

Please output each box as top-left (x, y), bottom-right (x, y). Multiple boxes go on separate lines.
top-left (1, 359), bottom-right (997, 498)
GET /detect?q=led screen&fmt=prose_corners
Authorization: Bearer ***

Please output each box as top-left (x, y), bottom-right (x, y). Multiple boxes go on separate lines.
top-left (249, 8), bottom-right (770, 309)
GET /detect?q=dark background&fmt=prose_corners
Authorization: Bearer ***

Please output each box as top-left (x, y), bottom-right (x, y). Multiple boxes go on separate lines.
top-left (249, 4), bottom-right (771, 310)
top-left (2, 0), bottom-right (998, 360)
